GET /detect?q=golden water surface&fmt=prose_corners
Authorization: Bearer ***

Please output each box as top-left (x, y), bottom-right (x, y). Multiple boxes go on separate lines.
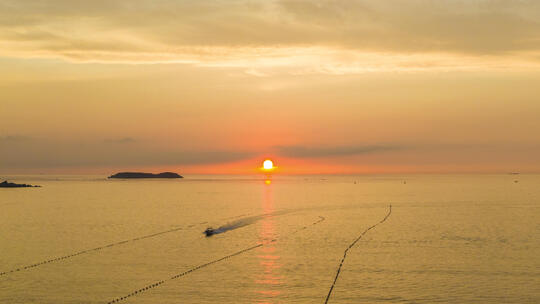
top-left (1, 174), bottom-right (539, 303)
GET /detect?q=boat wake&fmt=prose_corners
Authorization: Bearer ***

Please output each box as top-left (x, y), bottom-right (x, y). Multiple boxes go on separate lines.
top-left (204, 210), bottom-right (291, 237)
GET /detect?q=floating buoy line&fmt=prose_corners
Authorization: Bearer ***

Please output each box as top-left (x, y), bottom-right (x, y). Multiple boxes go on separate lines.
top-left (324, 205), bottom-right (392, 304)
top-left (0, 226), bottom-right (195, 277)
top-left (106, 216), bottom-right (325, 304)
top-left (0, 213), bottom-right (253, 277)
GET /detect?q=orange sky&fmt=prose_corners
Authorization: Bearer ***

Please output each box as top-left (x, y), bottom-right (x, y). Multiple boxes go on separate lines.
top-left (1, 1), bottom-right (540, 174)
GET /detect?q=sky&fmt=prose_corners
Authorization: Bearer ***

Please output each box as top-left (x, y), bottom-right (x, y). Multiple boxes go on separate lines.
top-left (1, 0), bottom-right (540, 174)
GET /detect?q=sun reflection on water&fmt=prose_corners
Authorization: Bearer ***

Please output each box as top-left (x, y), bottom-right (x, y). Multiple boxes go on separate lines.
top-left (255, 179), bottom-right (282, 303)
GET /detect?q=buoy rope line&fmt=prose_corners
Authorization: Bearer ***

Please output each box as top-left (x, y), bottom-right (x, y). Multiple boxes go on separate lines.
top-left (106, 216), bottom-right (325, 304)
top-left (0, 213), bottom-right (253, 277)
top-left (324, 205), bottom-right (392, 304)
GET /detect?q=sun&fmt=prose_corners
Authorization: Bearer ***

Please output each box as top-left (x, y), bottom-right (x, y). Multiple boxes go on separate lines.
top-left (262, 159), bottom-right (274, 170)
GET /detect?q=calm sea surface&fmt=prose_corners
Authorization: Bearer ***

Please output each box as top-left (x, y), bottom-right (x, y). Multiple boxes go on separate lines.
top-left (1, 174), bottom-right (539, 303)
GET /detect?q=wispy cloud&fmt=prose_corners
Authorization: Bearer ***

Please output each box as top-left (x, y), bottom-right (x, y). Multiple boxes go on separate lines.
top-left (0, 135), bottom-right (30, 142)
top-left (103, 137), bottom-right (136, 144)
top-left (275, 144), bottom-right (402, 158)
top-left (0, 137), bottom-right (256, 168)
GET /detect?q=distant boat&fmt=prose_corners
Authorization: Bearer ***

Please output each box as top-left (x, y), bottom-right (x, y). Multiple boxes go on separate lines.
top-left (204, 227), bottom-right (216, 237)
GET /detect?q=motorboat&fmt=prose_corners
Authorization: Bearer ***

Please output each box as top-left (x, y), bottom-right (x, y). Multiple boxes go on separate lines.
top-left (204, 227), bottom-right (215, 237)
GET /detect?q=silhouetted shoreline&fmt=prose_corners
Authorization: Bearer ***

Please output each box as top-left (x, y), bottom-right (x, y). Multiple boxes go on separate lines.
top-left (0, 180), bottom-right (41, 188)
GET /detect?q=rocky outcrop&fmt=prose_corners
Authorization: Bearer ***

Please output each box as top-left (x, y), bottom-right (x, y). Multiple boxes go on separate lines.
top-left (0, 180), bottom-right (41, 188)
top-left (108, 172), bottom-right (183, 179)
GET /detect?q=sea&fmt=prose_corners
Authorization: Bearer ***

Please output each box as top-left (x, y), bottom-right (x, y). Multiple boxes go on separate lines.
top-left (0, 174), bottom-right (539, 303)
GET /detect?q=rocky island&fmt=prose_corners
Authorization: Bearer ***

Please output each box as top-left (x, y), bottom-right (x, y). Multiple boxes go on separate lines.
top-left (108, 172), bottom-right (183, 179)
top-left (1, 180), bottom-right (41, 188)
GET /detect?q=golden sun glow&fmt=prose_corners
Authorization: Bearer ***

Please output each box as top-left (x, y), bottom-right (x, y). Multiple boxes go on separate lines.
top-left (263, 159), bottom-right (274, 170)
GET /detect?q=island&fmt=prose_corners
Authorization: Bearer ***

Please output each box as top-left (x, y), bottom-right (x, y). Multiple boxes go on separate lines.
top-left (108, 172), bottom-right (183, 179)
top-left (0, 180), bottom-right (41, 188)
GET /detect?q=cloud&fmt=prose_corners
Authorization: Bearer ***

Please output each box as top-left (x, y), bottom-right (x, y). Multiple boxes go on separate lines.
top-left (1, 0), bottom-right (540, 69)
top-left (275, 144), bottom-right (401, 158)
top-left (0, 137), bottom-right (256, 168)
top-left (160, 151), bottom-right (255, 166)
top-left (103, 137), bottom-right (136, 144)
top-left (0, 135), bottom-right (30, 142)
